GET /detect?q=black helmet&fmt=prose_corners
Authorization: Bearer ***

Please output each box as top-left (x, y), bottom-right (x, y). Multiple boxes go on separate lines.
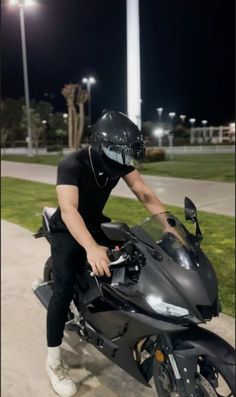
top-left (90, 110), bottom-right (145, 165)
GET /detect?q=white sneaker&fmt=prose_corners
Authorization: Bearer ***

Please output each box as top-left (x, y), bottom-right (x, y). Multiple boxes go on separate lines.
top-left (46, 358), bottom-right (77, 397)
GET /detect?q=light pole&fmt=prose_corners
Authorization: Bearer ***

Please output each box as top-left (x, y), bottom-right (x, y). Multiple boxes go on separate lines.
top-left (189, 118), bottom-right (196, 127)
top-left (156, 107), bottom-right (164, 123)
top-left (154, 127), bottom-right (164, 148)
top-left (126, 0), bottom-right (141, 129)
top-left (201, 120), bottom-right (208, 143)
top-left (168, 112), bottom-right (176, 130)
top-left (10, 0), bottom-right (34, 156)
top-left (189, 118), bottom-right (196, 144)
top-left (82, 76), bottom-right (96, 126)
top-left (180, 114), bottom-right (186, 124)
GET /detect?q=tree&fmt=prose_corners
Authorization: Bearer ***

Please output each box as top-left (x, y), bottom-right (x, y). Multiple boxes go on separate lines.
top-left (75, 85), bottom-right (89, 148)
top-left (1, 98), bottom-right (24, 148)
top-left (48, 112), bottom-right (67, 147)
top-left (171, 124), bottom-right (190, 139)
top-left (62, 83), bottom-right (88, 150)
top-left (35, 101), bottom-right (53, 122)
top-left (49, 112), bottom-right (67, 133)
top-left (21, 106), bottom-right (45, 154)
top-left (141, 121), bottom-right (155, 140)
top-left (62, 84), bottom-right (78, 149)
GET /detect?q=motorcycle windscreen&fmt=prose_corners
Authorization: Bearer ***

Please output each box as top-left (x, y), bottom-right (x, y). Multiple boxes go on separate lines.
top-left (138, 213), bottom-right (198, 270)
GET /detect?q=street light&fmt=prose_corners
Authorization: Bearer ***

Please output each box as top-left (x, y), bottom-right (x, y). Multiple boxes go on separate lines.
top-left (10, 0), bottom-right (35, 156)
top-left (82, 76), bottom-right (96, 126)
top-left (189, 118), bottom-right (196, 144)
top-left (229, 122), bottom-right (235, 131)
top-left (168, 112), bottom-right (176, 130)
top-left (201, 120), bottom-right (208, 143)
top-left (180, 114), bottom-right (186, 123)
top-left (189, 118), bottom-right (196, 126)
top-left (169, 112), bottom-right (176, 119)
top-left (156, 107), bottom-right (164, 123)
top-left (154, 127), bottom-right (164, 147)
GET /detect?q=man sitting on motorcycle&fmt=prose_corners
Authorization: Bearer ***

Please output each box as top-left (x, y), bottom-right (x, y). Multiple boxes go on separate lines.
top-left (46, 110), bottom-right (168, 397)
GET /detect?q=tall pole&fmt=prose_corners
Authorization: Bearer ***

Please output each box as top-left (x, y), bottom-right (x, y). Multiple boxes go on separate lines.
top-left (168, 112), bottom-right (176, 130)
top-left (87, 80), bottom-right (92, 126)
top-left (82, 76), bottom-right (95, 126)
top-left (19, 5), bottom-right (33, 156)
top-left (190, 118), bottom-right (196, 144)
top-left (126, 0), bottom-right (141, 129)
top-left (156, 107), bottom-right (164, 124)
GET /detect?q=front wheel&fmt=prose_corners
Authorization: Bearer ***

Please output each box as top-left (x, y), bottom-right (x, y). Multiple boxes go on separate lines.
top-left (153, 355), bottom-right (235, 397)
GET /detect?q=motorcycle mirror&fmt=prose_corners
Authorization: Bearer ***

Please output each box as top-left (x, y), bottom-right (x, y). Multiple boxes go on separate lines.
top-left (101, 222), bottom-right (131, 242)
top-left (184, 197), bottom-right (197, 222)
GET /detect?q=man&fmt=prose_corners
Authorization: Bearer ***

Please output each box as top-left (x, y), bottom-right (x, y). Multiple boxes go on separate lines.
top-left (46, 110), bottom-right (167, 397)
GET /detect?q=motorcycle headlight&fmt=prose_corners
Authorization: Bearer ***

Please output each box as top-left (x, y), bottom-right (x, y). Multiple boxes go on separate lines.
top-left (146, 295), bottom-right (189, 317)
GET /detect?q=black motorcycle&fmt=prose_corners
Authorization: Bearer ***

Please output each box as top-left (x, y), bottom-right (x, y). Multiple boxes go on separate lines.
top-left (32, 197), bottom-right (235, 397)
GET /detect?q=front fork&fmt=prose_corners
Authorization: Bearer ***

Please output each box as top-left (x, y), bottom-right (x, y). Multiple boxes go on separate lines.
top-left (157, 334), bottom-right (199, 397)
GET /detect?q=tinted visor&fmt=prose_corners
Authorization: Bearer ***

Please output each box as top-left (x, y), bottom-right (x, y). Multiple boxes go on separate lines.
top-left (102, 142), bottom-right (145, 165)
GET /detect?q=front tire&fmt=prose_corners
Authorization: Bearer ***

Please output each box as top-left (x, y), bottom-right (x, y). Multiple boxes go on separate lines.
top-left (153, 355), bottom-right (235, 397)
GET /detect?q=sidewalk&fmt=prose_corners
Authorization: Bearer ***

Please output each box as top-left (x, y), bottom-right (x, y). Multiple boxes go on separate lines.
top-left (2, 161), bottom-right (235, 216)
top-left (1, 220), bottom-right (235, 397)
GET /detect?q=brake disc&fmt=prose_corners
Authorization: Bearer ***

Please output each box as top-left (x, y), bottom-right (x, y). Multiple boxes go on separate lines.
top-left (196, 374), bottom-right (218, 397)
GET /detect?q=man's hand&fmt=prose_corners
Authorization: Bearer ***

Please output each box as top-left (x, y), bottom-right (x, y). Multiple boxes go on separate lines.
top-left (86, 244), bottom-right (111, 277)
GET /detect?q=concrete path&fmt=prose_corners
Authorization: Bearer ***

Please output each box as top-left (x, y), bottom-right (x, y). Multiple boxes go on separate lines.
top-left (1, 220), bottom-right (235, 397)
top-left (2, 161), bottom-right (235, 216)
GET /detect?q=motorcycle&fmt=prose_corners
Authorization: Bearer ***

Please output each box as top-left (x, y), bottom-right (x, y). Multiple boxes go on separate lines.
top-left (32, 197), bottom-right (235, 397)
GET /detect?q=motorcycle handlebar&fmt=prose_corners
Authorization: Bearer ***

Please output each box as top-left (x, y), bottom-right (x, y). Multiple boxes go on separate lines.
top-left (89, 249), bottom-right (129, 277)
top-left (109, 254), bottom-right (128, 266)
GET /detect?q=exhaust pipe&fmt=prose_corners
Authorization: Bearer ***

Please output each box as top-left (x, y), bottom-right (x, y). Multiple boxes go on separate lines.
top-left (32, 279), bottom-right (53, 310)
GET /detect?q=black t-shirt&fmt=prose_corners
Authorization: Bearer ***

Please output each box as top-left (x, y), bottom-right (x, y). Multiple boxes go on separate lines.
top-left (49, 146), bottom-right (135, 233)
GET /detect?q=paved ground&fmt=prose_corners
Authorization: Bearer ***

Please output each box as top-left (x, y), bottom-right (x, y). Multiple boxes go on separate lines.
top-left (2, 161), bottom-right (235, 216)
top-left (1, 220), bottom-right (235, 397)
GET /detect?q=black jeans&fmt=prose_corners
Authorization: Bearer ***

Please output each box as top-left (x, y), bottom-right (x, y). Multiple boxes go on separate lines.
top-left (47, 229), bottom-right (112, 347)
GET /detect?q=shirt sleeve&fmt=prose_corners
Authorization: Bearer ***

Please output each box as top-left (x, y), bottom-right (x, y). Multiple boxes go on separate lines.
top-left (120, 165), bottom-right (135, 177)
top-left (56, 156), bottom-right (79, 186)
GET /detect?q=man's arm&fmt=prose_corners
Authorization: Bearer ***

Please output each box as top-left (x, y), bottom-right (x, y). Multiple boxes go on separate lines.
top-left (123, 169), bottom-right (166, 215)
top-left (123, 170), bottom-right (186, 242)
top-left (56, 185), bottom-right (111, 277)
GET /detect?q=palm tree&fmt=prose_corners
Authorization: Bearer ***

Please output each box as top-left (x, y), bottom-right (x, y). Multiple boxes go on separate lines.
top-left (75, 86), bottom-right (89, 149)
top-left (62, 83), bottom-right (88, 150)
top-left (61, 84), bottom-right (78, 149)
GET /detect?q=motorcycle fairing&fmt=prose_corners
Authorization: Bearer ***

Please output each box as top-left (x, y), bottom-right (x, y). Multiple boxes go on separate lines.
top-left (106, 228), bottom-right (219, 322)
top-left (81, 307), bottom-right (188, 387)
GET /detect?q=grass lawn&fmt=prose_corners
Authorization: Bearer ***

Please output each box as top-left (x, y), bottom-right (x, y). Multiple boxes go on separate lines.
top-left (1, 176), bottom-right (235, 317)
top-left (1, 153), bottom-right (64, 166)
top-left (140, 153), bottom-right (235, 182)
top-left (1, 152), bottom-right (235, 182)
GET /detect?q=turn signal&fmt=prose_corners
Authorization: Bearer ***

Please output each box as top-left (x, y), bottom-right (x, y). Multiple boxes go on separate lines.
top-left (155, 349), bottom-right (165, 362)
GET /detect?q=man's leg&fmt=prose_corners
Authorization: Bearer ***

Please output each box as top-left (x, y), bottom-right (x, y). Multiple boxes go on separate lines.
top-left (46, 231), bottom-right (86, 397)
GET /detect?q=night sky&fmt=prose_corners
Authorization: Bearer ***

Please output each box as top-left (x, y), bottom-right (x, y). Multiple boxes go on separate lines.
top-left (1, 0), bottom-right (235, 126)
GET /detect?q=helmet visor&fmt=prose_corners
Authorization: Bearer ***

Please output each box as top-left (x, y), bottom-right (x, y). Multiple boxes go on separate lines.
top-left (102, 142), bottom-right (145, 165)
